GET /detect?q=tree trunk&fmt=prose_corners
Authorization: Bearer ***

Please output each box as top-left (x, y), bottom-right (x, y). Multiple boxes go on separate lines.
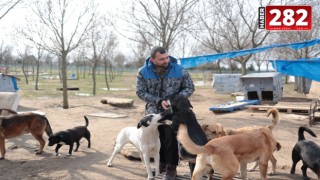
top-left (61, 53), bottom-right (69, 109)
top-left (50, 60), bottom-right (53, 76)
top-left (92, 64), bottom-right (97, 95)
top-left (83, 65), bottom-right (86, 79)
top-left (76, 62), bottom-right (80, 80)
top-left (217, 60), bottom-right (222, 74)
top-left (294, 77), bottom-right (298, 91)
top-left (35, 60), bottom-right (40, 90)
top-left (104, 61), bottom-right (109, 90)
top-left (241, 61), bottom-right (247, 75)
top-left (58, 58), bottom-right (62, 82)
top-left (22, 61), bottom-right (29, 84)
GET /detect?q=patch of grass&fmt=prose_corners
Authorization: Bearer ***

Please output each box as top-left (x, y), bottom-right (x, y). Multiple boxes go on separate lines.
top-left (15, 70), bottom-right (212, 100)
top-left (16, 72), bottom-right (137, 100)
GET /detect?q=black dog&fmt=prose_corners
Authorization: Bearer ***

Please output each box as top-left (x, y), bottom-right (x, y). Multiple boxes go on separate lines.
top-left (164, 95), bottom-right (208, 176)
top-left (48, 116), bottom-right (91, 156)
top-left (290, 126), bottom-right (320, 179)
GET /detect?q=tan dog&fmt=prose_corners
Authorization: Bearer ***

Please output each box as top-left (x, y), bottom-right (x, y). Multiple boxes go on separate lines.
top-left (201, 108), bottom-right (280, 175)
top-left (0, 112), bottom-right (53, 159)
top-left (177, 124), bottom-right (278, 180)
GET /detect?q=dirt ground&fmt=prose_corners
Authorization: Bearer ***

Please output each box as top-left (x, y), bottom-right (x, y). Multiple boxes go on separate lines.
top-left (1, 85), bottom-right (320, 180)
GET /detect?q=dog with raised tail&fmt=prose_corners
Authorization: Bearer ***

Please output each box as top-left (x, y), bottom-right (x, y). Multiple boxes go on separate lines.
top-left (226, 108), bottom-right (280, 135)
top-left (201, 108), bottom-right (281, 175)
top-left (290, 126), bottom-right (320, 179)
top-left (48, 116), bottom-right (91, 156)
top-left (177, 124), bottom-right (278, 180)
top-left (164, 95), bottom-right (208, 177)
top-left (107, 112), bottom-right (170, 180)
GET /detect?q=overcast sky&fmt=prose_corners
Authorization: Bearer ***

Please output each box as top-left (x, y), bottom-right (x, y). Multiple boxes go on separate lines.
top-left (0, 0), bottom-right (129, 53)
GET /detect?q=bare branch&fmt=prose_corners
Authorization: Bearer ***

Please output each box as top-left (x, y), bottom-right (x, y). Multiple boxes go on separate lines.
top-left (0, 0), bottom-right (22, 20)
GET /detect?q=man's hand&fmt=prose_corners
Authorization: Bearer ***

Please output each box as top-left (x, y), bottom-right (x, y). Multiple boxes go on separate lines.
top-left (161, 100), bottom-right (169, 110)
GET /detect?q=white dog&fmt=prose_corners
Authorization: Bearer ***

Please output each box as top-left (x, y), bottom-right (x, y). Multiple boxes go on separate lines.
top-left (107, 112), bottom-right (169, 179)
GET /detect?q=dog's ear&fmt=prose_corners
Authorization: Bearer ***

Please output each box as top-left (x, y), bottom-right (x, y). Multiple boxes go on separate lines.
top-left (221, 127), bottom-right (227, 136)
top-left (201, 124), bottom-right (208, 130)
top-left (137, 122), bottom-right (142, 129)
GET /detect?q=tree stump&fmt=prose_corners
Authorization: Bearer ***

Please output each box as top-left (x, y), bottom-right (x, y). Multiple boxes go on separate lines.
top-left (101, 97), bottom-right (134, 107)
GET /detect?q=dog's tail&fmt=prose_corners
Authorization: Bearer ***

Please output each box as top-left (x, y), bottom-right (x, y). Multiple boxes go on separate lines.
top-left (177, 125), bottom-right (210, 155)
top-left (84, 116), bottom-right (89, 127)
top-left (43, 116), bottom-right (53, 136)
top-left (298, 126), bottom-right (317, 141)
top-left (266, 108), bottom-right (279, 130)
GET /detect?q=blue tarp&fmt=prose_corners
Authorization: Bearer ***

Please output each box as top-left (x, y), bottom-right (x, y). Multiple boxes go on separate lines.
top-left (209, 100), bottom-right (260, 112)
top-left (179, 38), bottom-right (320, 68)
top-left (271, 59), bottom-right (320, 82)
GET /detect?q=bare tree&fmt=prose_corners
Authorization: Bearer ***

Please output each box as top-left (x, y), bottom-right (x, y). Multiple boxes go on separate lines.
top-left (252, 51), bottom-right (271, 72)
top-left (0, 44), bottom-right (14, 67)
top-left (73, 48), bottom-right (87, 80)
top-left (18, 46), bottom-right (34, 84)
top-left (120, 0), bottom-right (198, 50)
top-left (194, 0), bottom-right (273, 75)
top-left (26, 0), bottom-right (96, 108)
top-left (131, 39), bottom-right (150, 68)
top-left (17, 22), bottom-right (45, 90)
top-left (0, 0), bottom-right (22, 20)
top-left (114, 52), bottom-right (126, 75)
top-left (44, 53), bottom-right (54, 76)
top-left (33, 45), bottom-right (44, 90)
top-left (103, 32), bottom-right (118, 89)
top-left (87, 15), bottom-right (113, 95)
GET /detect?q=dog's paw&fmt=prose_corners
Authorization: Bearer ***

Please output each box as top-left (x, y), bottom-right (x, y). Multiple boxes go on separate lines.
top-left (267, 171), bottom-right (276, 176)
top-left (50, 154), bottom-right (60, 158)
top-left (107, 162), bottom-right (112, 167)
top-left (61, 154), bottom-right (72, 158)
top-left (34, 150), bottom-right (43, 155)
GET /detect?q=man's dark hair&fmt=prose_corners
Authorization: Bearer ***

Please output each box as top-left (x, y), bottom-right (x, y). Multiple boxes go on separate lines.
top-left (150, 46), bottom-right (167, 58)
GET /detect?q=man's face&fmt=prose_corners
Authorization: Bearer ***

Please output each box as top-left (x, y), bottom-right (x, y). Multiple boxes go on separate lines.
top-left (152, 52), bottom-right (169, 69)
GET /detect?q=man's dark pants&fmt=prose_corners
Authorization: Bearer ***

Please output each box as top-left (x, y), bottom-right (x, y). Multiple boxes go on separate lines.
top-left (158, 124), bottom-right (179, 165)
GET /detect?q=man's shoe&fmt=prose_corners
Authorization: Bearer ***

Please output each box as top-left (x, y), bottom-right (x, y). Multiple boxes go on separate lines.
top-left (162, 164), bottom-right (177, 180)
top-left (160, 162), bottom-right (166, 173)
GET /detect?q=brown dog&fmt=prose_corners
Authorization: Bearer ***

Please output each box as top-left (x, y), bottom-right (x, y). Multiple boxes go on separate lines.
top-left (0, 112), bottom-right (53, 159)
top-left (201, 108), bottom-right (280, 175)
top-left (177, 124), bottom-right (278, 180)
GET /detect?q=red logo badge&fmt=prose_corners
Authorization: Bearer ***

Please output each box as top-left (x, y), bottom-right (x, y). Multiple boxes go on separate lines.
top-left (259, 5), bottom-right (312, 31)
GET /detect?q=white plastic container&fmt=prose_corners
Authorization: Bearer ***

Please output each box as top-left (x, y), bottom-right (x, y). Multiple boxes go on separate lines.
top-left (236, 96), bottom-right (245, 101)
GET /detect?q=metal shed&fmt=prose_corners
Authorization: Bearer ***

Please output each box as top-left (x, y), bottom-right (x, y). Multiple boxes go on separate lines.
top-left (212, 74), bottom-right (242, 93)
top-left (240, 72), bottom-right (283, 103)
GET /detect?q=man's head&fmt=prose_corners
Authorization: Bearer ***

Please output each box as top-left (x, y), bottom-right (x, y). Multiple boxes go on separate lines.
top-left (150, 46), bottom-right (169, 69)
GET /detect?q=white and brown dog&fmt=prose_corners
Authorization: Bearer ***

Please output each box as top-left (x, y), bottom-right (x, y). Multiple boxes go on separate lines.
top-left (107, 112), bottom-right (170, 180)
